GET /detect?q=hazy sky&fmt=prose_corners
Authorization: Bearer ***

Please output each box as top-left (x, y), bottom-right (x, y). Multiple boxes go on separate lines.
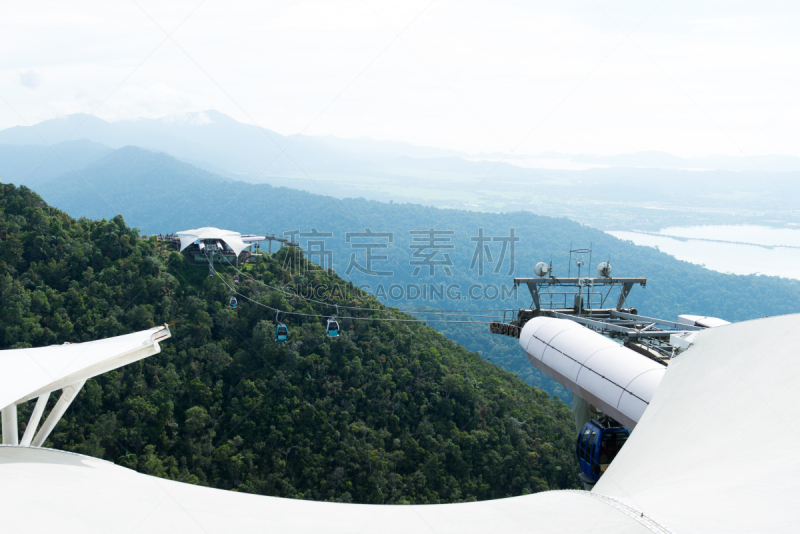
top-left (3, 0), bottom-right (800, 158)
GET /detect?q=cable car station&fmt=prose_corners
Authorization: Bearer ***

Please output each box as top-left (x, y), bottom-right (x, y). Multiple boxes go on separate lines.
top-left (492, 248), bottom-right (730, 488)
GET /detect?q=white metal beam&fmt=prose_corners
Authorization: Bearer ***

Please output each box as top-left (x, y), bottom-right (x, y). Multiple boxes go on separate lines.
top-left (0, 326), bottom-right (171, 412)
top-left (31, 381), bottom-right (85, 448)
top-left (14, 344), bottom-right (161, 406)
top-left (19, 394), bottom-right (50, 447)
top-left (1, 404), bottom-right (18, 445)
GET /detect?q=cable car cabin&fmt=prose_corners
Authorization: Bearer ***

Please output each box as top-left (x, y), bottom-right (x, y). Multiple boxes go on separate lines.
top-left (275, 323), bottom-right (289, 342)
top-left (229, 297), bottom-right (238, 309)
top-left (326, 318), bottom-right (340, 337)
top-left (234, 275), bottom-right (240, 284)
top-left (576, 418), bottom-right (630, 485)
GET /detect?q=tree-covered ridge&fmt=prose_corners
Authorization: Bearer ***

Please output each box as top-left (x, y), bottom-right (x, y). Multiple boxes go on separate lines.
top-left (0, 183), bottom-right (579, 503)
top-left (31, 146), bottom-right (800, 401)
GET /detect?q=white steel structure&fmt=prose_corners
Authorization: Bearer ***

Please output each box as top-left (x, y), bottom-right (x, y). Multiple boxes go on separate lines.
top-left (0, 325), bottom-right (171, 447)
top-left (176, 227), bottom-right (251, 256)
top-left (1, 315), bottom-right (799, 532)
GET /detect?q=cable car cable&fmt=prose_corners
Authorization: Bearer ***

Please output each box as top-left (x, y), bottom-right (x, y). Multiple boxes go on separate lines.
top-left (214, 272), bottom-right (495, 325)
top-left (216, 254), bottom-right (507, 319)
top-left (216, 253), bottom-right (492, 315)
top-left (219, 254), bottom-right (503, 317)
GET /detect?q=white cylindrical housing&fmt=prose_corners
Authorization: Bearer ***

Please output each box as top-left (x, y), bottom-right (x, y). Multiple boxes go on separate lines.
top-left (519, 317), bottom-right (665, 429)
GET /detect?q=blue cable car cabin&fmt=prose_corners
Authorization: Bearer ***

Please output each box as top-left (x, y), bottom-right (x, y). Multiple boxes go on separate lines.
top-left (275, 323), bottom-right (289, 342)
top-left (326, 318), bottom-right (340, 337)
top-left (229, 297), bottom-right (237, 309)
top-left (576, 418), bottom-right (630, 484)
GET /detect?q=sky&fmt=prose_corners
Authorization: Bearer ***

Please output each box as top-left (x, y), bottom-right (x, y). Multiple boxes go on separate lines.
top-left (2, 0), bottom-right (800, 158)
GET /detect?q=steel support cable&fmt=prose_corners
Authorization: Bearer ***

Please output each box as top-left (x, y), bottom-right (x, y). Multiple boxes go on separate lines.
top-left (214, 272), bottom-right (494, 325)
top-left (219, 253), bottom-right (502, 316)
top-left (215, 252), bottom-right (506, 319)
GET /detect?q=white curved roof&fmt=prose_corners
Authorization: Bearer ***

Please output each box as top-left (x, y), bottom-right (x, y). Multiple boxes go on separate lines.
top-left (0, 326), bottom-right (170, 409)
top-left (176, 227), bottom-right (249, 256)
top-left (594, 313), bottom-right (800, 533)
top-left (2, 315), bottom-right (800, 532)
top-left (0, 446), bottom-right (656, 533)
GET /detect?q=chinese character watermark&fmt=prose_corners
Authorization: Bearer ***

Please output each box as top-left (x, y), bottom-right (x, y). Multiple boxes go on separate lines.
top-left (345, 228), bottom-right (394, 276)
top-left (469, 228), bottom-right (518, 276)
top-left (409, 228), bottom-right (454, 276)
top-left (283, 228), bottom-right (334, 271)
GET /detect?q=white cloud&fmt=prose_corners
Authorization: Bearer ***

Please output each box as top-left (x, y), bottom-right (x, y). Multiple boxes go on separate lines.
top-left (1, 1), bottom-right (800, 158)
top-left (161, 110), bottom-right (214, 125)
top-left (19, 69), bottom-right (42, 89)
top-left (688, 16), bottom-right (766, 33)
top-left (95, 83), bottom-right (207, 122)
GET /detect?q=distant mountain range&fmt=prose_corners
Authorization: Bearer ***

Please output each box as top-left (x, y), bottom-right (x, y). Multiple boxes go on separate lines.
top-left (0, 111), bottom-right (470, 182)
top-left (4, 111), bottom-right (800, 175)
top-left (0, 140), bottom-right (112, 187)
top-left (2, 111), bottom-right (798, 231)
top-left (2, 112), bottom-right (799, 400)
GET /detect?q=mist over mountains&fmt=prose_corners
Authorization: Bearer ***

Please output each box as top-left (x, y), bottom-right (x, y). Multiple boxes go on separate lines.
top-left (2, 111), bottom-right (798, 231)
top-left (6, 111), bottom-right (800, 173)
top-left (0, 140), bottom-right (112, 187)
top-left (0, 111), bottom-right (468, 182)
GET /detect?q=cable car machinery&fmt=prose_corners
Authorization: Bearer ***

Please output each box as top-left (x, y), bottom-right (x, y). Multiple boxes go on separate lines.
top-left (262, 233), bottom-right (300, 254)
top-left (491, 247), bottom-right (707, 486)
top-left (206, 243), bottom-right (219, 278)
top-left (490, 247), bottom-right (702, 364)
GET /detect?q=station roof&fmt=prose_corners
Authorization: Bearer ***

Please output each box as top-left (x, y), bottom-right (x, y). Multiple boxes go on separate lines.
top-left (0, 446), bottom-right (654, 534)
top-left (0, 326), bottom-right (171, 409)
top-left (594, 313), bottom-right (800, 532)
top-left (176, 227), bottom-right (250, 256)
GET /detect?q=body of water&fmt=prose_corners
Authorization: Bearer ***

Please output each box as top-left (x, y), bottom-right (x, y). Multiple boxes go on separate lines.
top-left (608, 225), bottom-right (800, 280)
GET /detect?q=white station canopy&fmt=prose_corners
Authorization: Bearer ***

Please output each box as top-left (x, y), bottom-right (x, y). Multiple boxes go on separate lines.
top-left (0, 326), bottom-right (171, 410)
top-left (0, 326), bottom-right (171, 448)
top-left (176, 227), bottom-right (250, 256)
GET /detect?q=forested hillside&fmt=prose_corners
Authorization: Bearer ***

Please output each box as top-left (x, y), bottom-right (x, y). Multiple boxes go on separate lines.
top-left (26, 146), bottom-right (800, 401)
top-left (0, 183), bottom-right (579, 503)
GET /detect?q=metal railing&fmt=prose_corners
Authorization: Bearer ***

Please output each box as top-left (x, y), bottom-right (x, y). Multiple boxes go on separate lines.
top-left (538, 291), bottom-right (604, 310)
